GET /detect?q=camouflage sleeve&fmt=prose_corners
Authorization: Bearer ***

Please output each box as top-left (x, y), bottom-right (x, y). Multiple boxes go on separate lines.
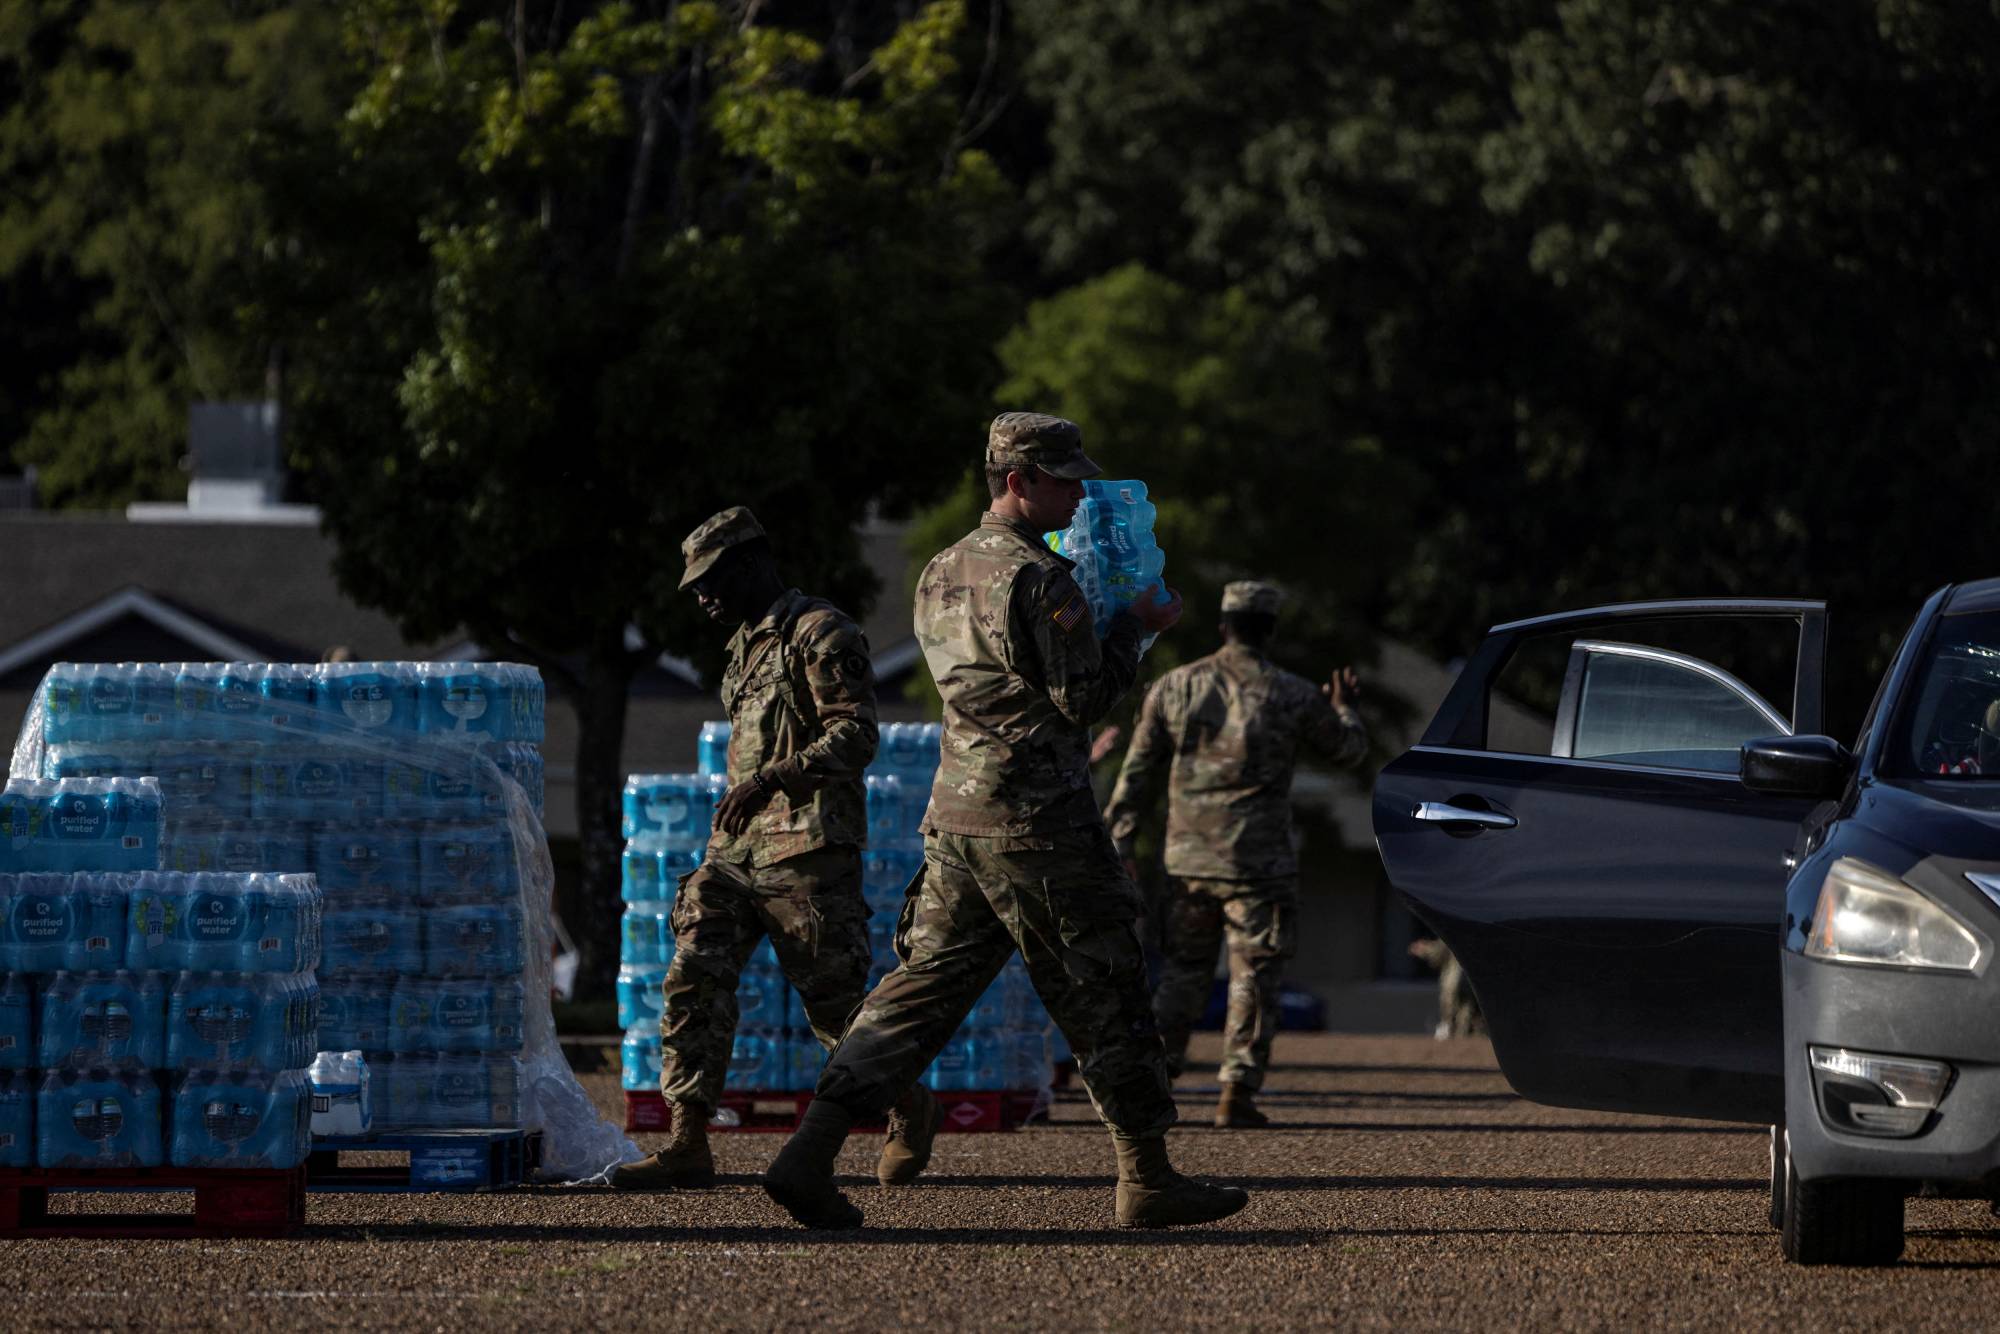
top-left (1019, 564), bottom-right (1143, 729)
top-left (761, 614), bottom-right (879, 796)
top-left (1104, 678), bottom-right (1172, 858)
top-left (1296, 675), bottom-right (1368, 769)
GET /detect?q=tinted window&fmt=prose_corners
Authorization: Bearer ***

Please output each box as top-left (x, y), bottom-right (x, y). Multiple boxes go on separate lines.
top-left (1571, 648), bottom-right (1787, 771)
top-left (1486, 615), bottom-right (1800, 769)
top-left (1890, 609), bottom-right (2000, 778)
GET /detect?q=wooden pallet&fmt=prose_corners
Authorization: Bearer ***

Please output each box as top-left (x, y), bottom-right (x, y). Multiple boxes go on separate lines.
top-left (0, 1164), bottom-right (306, 1237)
top-left (307, 1128), bottom-right (541, 1192)
top-left (625, 1089), bottom-right (1047, 1134)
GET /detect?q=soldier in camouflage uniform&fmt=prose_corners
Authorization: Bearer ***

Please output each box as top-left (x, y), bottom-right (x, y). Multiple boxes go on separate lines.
top-left (1105, 580), bottom-right (1367, 1128)
top-left (610, 506), bottom-right (936, 1190)
top-left (762, 413), bottom-right (1250, 1231)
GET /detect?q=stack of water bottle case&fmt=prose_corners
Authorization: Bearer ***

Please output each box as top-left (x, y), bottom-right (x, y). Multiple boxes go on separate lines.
top-left (27, 661), bottom-right (547, 1145)
top-left (0, 773), bottom-right (322, 1169)
top-left (619, 722), bottom-right (1057, 1118)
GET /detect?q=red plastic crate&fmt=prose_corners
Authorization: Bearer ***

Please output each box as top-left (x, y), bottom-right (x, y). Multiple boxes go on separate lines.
top-left (0, 1164), bottom-right (306, 1238)
top-left (625, 1088), bottom-right (1045, 1134)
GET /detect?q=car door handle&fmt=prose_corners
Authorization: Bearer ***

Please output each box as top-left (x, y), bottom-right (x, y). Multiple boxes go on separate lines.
top-left (1412, 801), bottom-right (1518, 830)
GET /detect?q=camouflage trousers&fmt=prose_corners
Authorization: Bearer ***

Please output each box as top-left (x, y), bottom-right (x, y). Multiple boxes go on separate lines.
top-left (1151, 875), bottom-right (1297, 1093)
top-left (658, 846), bottom-right (871, 1110)
top-left (815, 824), bottom-right (1177, 1141)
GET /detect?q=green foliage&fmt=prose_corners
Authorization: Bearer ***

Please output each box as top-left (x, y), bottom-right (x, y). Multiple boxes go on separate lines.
top-left (906, 263), bottom-right (1419, 727)
top-left (270, 0), bottom-right (1008, 679)
top-left (0, 0), bottom-right (343, 506)
top-left (1012, 0), bottom-right (2000, 727)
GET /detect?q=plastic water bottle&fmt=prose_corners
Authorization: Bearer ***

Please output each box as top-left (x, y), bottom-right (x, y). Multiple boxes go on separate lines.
top-left (864, 774), bottom-right (904, 850)
top-left (421, 826), bottom-right (513, 903)
top-left (37, 971), bottom-right (167, 1069)
top-left (169, 1068), bottom-right (312, 1169)
top-left (0, 1070), bottom-right (31, 1166)
top-left (386, 750), bottom-right (485, 820)
top-left (169, 874), bottom-right (319, 974)
top-left (622, 848), bottom-right (668, 903)
top-left (318, 974), bottom-right (392, 1051)
top-left (3, 871), bottom-right (126, 972)
top-left (307, 1050), bottom-right (373, 1137)
top-left (622, 774), bottom-right (713, 848)
top-left (424, 901), bottom-right (525, 977)
top-left (616, 963), bottom-right (669, 1031)
top-left (728, 1028), bottom-right (788, 1091)
top-left (620, 903), bottom-right (671, 968)
top-left (321, 896), bottom-right (423, 975)
top-left (698, 721), bottom-right (731, 777)
top-left (0, 973), bottom-right (28, 1069)
top-left (420, 663), bottom-right (512, 741)
top-left (621, 1026), bottom-right (663, 1093)
top-left (42, 663), bottom-right (87, 745)
top-left (396, 1053), bottom-right (522, 1130)
top-left (174, 663), bottom-right (261, 742)
top-left (925, 1034), bottom-right (977, 1092)
top-left (255, 663), bottom-right (317, 735)
top-left (316, 661), bottom-right (419, 737)
top-left (166, 972), bottom-right (318, 1071)
top-left (37, 1068), bottom-right (164, 1167)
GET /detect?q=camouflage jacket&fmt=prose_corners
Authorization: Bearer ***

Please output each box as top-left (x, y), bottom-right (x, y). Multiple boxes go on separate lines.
top-left (916, 512), bottom-right (1144, 835)
top-left (706, 589), bottom-right (878, 868)
top-left (1105, 643), bottom-right (1366, 879)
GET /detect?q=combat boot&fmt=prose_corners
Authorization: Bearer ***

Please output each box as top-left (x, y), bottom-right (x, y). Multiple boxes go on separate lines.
top-left (763, 1098), bottom-right (863, 1229)
top-left (608, 1101), bottom-right (717, 1190)
top-left (1214, 1083), bottom-right (1269, 1129)
top-left (1113, 1135), bottom-right (1250, 1229)
top-left (877, 1083), bottom-right (939, 1186)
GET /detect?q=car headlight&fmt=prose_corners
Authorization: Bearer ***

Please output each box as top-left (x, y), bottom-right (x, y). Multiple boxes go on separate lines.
top-left (1804, 857), bottom-right (1987, 972)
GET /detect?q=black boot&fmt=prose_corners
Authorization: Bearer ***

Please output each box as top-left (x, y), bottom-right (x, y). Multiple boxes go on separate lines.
top-left (763, 1099), bottom-right (863, 1229)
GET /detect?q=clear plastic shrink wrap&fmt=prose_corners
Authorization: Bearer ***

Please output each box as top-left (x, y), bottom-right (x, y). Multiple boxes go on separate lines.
top-left (11, 660), bottom-right (637, 1179)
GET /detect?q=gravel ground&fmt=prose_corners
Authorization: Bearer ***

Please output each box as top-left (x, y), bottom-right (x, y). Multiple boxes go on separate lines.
top-left (5, 1032), bottom-right (2000, 1330)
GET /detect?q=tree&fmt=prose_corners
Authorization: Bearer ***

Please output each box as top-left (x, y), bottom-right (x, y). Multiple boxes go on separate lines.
top-left (264, 0), bottom-right (1009, 993)
top-left (1011, 0), bottom-right (2000, 728)
top-left (0, 0), bottom-right (342, 505)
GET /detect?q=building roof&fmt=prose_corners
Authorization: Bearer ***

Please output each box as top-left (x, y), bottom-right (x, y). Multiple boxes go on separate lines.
top-left (0, 511), bottom-right (924, 693)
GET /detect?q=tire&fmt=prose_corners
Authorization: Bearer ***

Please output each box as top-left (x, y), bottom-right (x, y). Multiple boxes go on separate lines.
top-left (1780, 1136), bottom-right (1906, 1266)
top-left (1768, 1126), bottom-right (1787, 1231)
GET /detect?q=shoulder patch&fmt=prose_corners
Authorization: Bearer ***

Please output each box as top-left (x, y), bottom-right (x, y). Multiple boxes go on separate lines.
top-left (1051, 592), bottom-right (1088, 633)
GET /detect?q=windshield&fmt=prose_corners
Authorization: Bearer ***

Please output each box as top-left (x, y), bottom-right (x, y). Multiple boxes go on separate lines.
top-left (1892, 609), bottom-right (2000, 779)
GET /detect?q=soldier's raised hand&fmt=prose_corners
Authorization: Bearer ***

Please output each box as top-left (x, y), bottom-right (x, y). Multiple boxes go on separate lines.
top-left (1131, 583), bottom-right (1184, 634)
top-left (1323, 666), bottom-right (1361, 711)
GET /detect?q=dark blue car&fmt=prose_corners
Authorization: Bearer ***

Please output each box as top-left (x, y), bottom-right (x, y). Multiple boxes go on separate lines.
top-left (1375, 582), bottom-right (2000, 1265)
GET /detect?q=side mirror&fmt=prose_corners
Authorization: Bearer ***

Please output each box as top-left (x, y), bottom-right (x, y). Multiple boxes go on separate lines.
top-left (1740, 734), bottom-right (1854, 799)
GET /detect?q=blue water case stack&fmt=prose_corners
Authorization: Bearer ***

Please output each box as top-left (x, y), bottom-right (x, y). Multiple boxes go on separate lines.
top-left (38, 659), bottom-right (547, 1134)
top-left (1044, 479), bottom-right (1167, 652)
top-left (0, 865), bottom-right (324, 1170)
top-left (618, 718), bottom-right (1054, 1100)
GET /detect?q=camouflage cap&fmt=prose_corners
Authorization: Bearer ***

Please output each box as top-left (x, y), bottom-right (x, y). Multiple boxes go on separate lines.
top-left (986, 412), bottom-right (1103, 480)
top-left (679, 505), bottom-right (767, 590)
top-left (1220, 580), bottom-right (1284, 617)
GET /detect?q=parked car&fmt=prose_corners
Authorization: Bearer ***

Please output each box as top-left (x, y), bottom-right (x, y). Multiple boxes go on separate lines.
top-left (1374, 583), bottom-right (2000, 1265)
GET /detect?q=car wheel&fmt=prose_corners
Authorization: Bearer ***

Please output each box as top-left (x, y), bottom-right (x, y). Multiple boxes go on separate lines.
top-left (1768, 1126), bottom-right (1786, 1231)
top-left (1780, 1136), bottom-right (1905, 1265)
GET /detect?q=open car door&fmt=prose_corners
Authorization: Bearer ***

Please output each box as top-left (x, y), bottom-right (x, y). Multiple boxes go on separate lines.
top-left (1374, 599), bottom-right (1827, 1123)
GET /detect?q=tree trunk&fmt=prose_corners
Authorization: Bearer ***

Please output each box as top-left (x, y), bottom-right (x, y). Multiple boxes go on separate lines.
top-left (571, 637), bottom-right (638, 1002)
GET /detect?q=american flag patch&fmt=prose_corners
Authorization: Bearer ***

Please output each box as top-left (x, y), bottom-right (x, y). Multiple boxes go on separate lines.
top-left (1052, 594), bottom-right (1087, 632)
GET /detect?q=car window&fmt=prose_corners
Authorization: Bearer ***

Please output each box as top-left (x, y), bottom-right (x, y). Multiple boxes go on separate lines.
top-left (1565, 643), bottom-right (1790, 772)
top-left (1486, 614), bottom-right (1800, 772)
top-left (1889, 608), bottom-right (2000, 778)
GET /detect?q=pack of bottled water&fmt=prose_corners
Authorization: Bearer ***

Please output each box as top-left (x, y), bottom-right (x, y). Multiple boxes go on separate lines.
top-left (7, 660), bottom-right (646, 1180)
top-left (18, 662), bottom-right (551, 1140)
top-left (1044, 479), bottom-right (1167, 649)
top-left (0, 778), bottom-right (161, 873)
top-left (618, 716), bottom-right (1058, 1102)
top-left (0, 865), bottom-right (325, 1168)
